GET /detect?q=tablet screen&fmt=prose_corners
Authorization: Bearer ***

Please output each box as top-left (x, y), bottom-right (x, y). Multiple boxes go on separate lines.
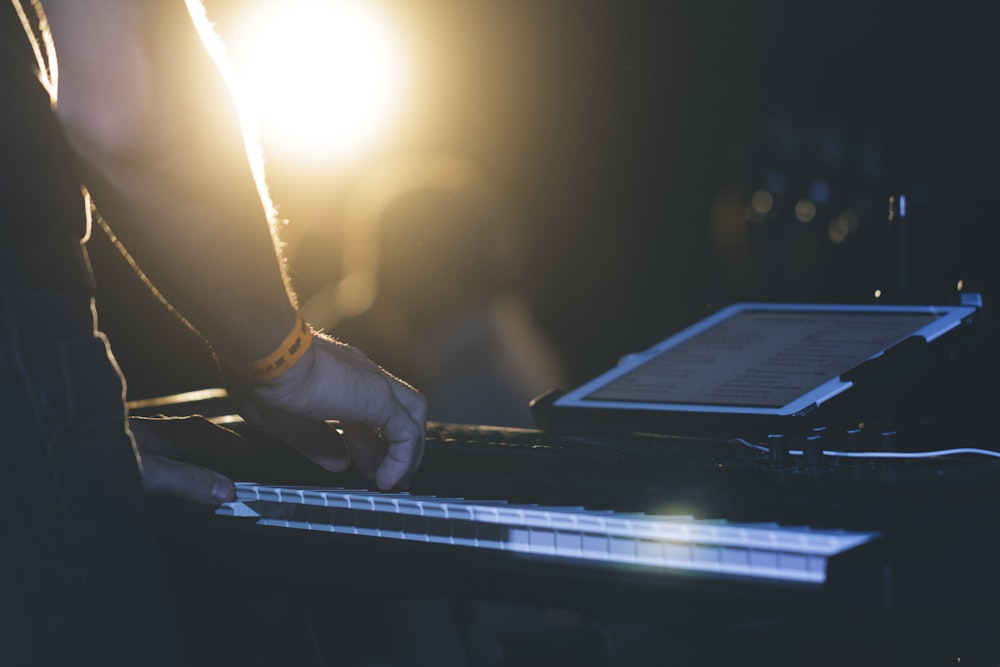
top-left (555, 303), bottom-right (976, 417)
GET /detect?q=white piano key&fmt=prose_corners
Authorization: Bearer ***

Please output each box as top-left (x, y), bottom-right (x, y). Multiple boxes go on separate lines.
top-left (424, 533), bottom-right (454, 547)
top-left (421, 502), bottom-right (448, 520)
top-left (609, 536), bottom-right (637, 562)
top-left (300, 489), bottom-right (329, 506)
top-left (576, 514), bottom-right (609, 533)
top-left (719, 546), bottom-right (751, 575)
top-left (471, 506), bottom-right (502, 525)
top-left (476, 520), bottom-right (507, 551)
top-left (663, 542), bottom-right (694, 568)
top-left (554, 530), bottom-right (584, 557)
top-left (446, 505), bottom-right (477, 547)
top-left (749, 548), bottom-right (779, 572)
top-left (635, 539), bottom-right (665, 566)
top-left (259, 487), bottom-right (281, 502)
top-left (495, 507), bottom-right (529, 527)
top-left (324, 492), bottom-right (363, 509)
top-left (372, 497), bottom-right (404, 539)
top-left (581, 533), bottom-right (611, 560)
top-left (235, 484), bottom-right (261, 501)
top-left (216, 501), bottom-right (260, 518)
top-left (508, 528), bottom-right (531, 552)
top-left (441, 498), bottom-right (511, 506)
top-left (528, 527), bottom-right (557, 555)
top-left (534, 505), bottom-right (587, 513)
top-left (442, 504), bottom-right (473, 522)
top-left (346, 495), bottom-right (374, 511)
top-left (777, 553), bottom-right (810, 580)
top-left (349, 498), bottom-right (380, 537)
top-left (523, 507), bottom-right (583, 530)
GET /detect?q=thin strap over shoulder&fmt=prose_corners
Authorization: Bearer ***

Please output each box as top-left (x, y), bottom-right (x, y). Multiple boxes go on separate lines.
top-left (9, 0), bottom-right (57, 103)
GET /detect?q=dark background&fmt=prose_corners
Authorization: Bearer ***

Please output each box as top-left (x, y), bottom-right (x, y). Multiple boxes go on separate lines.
top-left (90, 0), bottom-right (1000, 417)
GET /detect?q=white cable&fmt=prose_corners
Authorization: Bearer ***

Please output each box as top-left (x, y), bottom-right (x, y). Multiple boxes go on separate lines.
top-left (730, 438), bottom-right (1000, 460)
top-left (804, 448), bottom-right (1000, 460)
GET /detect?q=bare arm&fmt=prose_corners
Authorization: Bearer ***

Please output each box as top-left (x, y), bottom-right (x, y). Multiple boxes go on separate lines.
top-left (40, 0), bottom-right (426, 491)
top-left (42, 0), bottom-right (295, 358)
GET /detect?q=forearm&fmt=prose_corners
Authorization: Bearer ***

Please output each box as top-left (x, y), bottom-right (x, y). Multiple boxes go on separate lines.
top-left (80, 150), bottom-right (298, 362)
top-left (43, 0), bottom-right (297, 360)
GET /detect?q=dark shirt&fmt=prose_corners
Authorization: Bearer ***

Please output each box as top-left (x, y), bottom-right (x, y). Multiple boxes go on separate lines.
top-left (0, 1), bottom-right (86, 244)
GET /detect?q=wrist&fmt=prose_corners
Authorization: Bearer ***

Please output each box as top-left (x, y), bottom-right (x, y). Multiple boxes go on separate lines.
top-left (217, 312), bottom-right (313, 382)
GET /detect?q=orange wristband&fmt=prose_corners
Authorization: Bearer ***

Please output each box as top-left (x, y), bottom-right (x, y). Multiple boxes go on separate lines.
top-left (221, 314), bottom-right (312, 382)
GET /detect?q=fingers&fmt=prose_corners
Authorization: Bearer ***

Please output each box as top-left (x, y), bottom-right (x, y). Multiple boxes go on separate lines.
top-left (372, 408), bottom-right (424, 491)
top-left (268, 418), bottom-right (352, 474)
top-left (357, 366), bottom-right (427, 489)
top-left (129, 414), bottom-right (251, 460)
top-left (141, 452), bottom-right (235, 505)
top-left (385, 375), bottom-right (428, 478)
top-left (340, 422), bottom-right (383, 481)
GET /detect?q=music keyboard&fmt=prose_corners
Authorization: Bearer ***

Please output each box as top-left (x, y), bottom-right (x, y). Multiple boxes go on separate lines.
top-left (132, 389), bottom-right (1000, 610)
top-left (141, 393), bottom-right (1000, 663)
top-left (217, 482), bottom-right (881, 586)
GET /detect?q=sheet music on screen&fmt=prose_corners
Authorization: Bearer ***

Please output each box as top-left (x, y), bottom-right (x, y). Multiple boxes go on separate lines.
top-left (585, 311), bottom-right (937, 408)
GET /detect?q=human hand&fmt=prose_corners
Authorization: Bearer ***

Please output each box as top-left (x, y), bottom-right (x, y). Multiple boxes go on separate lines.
top-left (130, 415), bottom-right (243, 504)
top-left (226, 334), bottom-right (427, 491)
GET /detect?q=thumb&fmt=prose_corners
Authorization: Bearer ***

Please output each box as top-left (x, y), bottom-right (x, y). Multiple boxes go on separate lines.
top-left (141, 452), bottom-right (236, 505)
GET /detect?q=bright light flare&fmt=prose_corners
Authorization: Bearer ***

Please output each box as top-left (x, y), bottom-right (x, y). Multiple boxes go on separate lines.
top-left (226, 1), bottom-right (408, 164)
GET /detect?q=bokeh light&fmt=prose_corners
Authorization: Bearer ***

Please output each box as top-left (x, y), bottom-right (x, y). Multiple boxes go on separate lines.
top-left (794, 198), bottom-right (817, 223)
top-left (827, 209), bottom-right (859, 244)
top-left (748, 189), bottom-right (774, 221)
top-left (224, 0), bottom-right (408, 165)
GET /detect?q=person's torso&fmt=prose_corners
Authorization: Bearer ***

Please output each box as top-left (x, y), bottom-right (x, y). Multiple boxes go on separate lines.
top-left (0, 0), bottom-right (86, 243)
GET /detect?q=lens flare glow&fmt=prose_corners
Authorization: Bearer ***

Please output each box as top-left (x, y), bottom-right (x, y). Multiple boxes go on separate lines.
top-left (226, 1), bottom-right (407, 164)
